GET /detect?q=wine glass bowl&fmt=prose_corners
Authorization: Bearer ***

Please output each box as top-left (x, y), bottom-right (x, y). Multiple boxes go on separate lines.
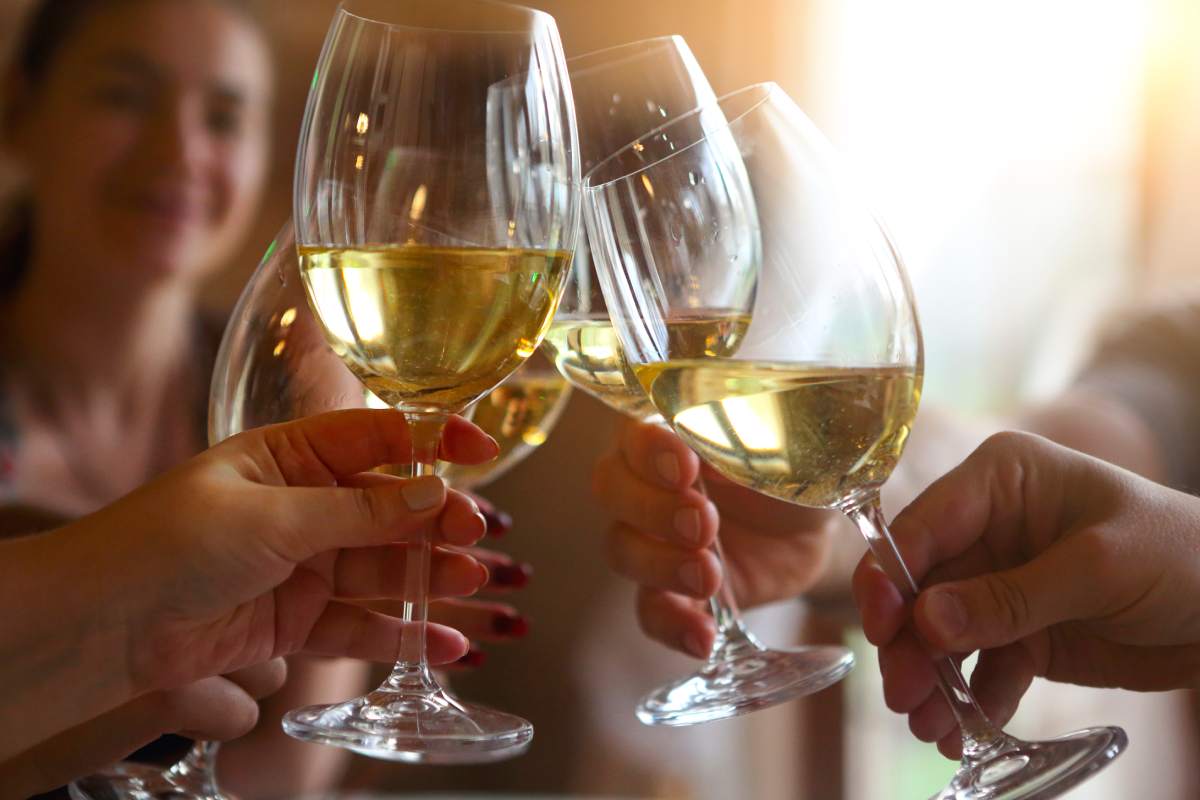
top-left (586, 82), bottom-right (1126, 798)
top-left (540, 38), bottom-right (855, 728)
top-left (283, 0), bottom-right (578, 762)
top-left (438, 350), bottom-right (571, 490)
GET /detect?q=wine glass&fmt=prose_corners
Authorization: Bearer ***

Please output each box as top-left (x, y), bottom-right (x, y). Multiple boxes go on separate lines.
top-left (283, 0), bottom-right (578, 762)
top-left (586, 82), bottom-right (1126, 800)
top-left (538, 36), bottom-right (854, 727)
top-left (435, 350), bottom-right (571, 490)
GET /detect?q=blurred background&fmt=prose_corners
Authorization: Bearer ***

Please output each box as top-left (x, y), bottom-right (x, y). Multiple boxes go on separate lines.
top-left (4, 0), bottom-right (1200, 797)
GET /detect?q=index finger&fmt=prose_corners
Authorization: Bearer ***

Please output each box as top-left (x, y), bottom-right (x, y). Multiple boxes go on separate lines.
top-left (851, 552), bottom-right (907, 647)
top-left (617, 417), bottom-right (702, 491)
top-left (234, 409), bottom-right (499, 486)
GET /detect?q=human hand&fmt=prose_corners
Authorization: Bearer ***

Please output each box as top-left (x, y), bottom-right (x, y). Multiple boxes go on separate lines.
top-left (0, 660), bottom-right (286, 797)
top-left (592, 418), bottom-right (842, 657)
top-left (852, 431), bottom-right (1200, 757)
top-left (79, 409), bottom-right (499, 696)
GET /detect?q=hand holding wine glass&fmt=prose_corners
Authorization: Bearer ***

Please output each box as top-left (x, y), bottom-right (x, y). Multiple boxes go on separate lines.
top-left (26, 408), bottom-right (497, 800)
top-left (853, 430), bottom-right (1200, 756)
top-left (284, 0), bottom-right (578, 761)
top-left (592, 416), bottom-right (845, 657)
top-left (538, 35), bottom-right (854, 728)
top-left (587, 82), bottom-right (1126, 800)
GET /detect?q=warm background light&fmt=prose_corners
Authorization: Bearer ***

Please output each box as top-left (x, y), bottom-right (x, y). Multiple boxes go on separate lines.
top-left (3, 1), bottom-right (1200, 798)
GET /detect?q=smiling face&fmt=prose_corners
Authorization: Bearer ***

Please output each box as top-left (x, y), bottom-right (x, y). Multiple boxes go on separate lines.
top-left (8, 0), bottom-right (273, 290)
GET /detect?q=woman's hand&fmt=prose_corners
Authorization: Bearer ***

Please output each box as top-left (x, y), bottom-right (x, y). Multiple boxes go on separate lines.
top-left (105, 409), bottom-right (502, 693)
top-left (0, 405), bottom-right (501, 765)
top-left (0, 660), bottom-right (287, 797)
top-left (592, 418), bottom-right (843, 657)
top-left (852, 431), bottom-right (1200, 758)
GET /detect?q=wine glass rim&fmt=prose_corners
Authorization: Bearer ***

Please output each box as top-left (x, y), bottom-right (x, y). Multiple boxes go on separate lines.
top-left (337, 0), bottom-right (554, 35)
top-left (568, 34), bottom-right (687, 71)
top-left (583, 81), bottom-right (778, 191)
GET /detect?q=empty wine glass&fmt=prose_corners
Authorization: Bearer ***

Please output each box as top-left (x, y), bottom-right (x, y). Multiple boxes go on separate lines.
top-left (282, 0), bottom-right (579, 762)
top-left (587, 82), bottom-right (1126, 800)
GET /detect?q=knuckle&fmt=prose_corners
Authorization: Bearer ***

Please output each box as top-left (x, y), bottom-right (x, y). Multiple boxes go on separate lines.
top-left (984, 572), bottom-right (1033, 635)
top-left (1071, 527), bottom-right (1120, 582)
top-left (353, 486), bottom-right (393, 530)
top-left (980, 429), bottom-right (1035, 456)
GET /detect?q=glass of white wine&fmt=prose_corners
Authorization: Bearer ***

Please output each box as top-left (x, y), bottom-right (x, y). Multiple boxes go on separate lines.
top-left (435, 350), bottom-right (570, 491)
top-left (69, 212), bottom-right (575, 799)
top-left (586, 83), bottom-right (1127, 800)
top-left (283, 0), bottom-right (579, 763)
top-left (539, 36), bottom-right (855, 727)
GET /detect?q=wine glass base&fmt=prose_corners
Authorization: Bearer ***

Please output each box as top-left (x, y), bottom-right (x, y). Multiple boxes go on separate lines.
top-left (282, 689), bottom-right (533, 764)
top-left (636, 644), bottom-right (854, 727)
top-left (69, 762), bottom-right (233, 800)
top-left (935, 726), bottom-right (1127, 800)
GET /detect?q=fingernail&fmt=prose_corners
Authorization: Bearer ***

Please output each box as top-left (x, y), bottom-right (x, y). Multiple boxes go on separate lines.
top-left (683, 631), bottom-right (708, 659)
top-left (673, 507), bottom-right (703, 545)
top-left (491, 614), bottom-right (530, 638)
top-left (481, 506), bottom-right (513, 538)
top-left (490, 562), bottom-right (533, 589)
top-left (678, 561), bottom-right (706, 595)
top-left (455, 648), bottom-right (487, 668)
top-left (924, 589), bottom-right (967, 639)
top-left (401, 476), bottom-right (445, 511)
top-left (656, 452), bottom-right (681, 486)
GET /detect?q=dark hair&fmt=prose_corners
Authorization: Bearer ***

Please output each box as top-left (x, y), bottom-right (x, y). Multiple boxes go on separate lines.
top-left (0, 0), bottom-right (263, 297)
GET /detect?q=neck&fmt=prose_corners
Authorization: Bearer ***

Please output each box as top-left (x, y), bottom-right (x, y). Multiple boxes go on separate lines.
top-left (3, 255), bottom-right (196, 409)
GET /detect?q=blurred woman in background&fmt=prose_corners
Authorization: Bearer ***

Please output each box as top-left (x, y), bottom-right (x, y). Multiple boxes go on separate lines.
top-left (0, 0), bottom-right (368, 794)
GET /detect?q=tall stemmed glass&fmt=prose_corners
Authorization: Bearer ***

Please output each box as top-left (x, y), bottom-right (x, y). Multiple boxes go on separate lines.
top-left (540, 37), bottom-right (854, 727)
top-left (283, 0), bottom-right (578, 762)
top-left (587, 83), bottom-right (1126, 800)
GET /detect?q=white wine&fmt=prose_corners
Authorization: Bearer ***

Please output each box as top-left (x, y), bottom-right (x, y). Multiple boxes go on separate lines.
top-left (300, 245), bottom-right (572, 412)
top-left (541, 314), bottom-right (750, 420)
top-left (636, 360), bottom-right (920, 508)
top-left (439, 367), bottom-right (571, 489)
top-left (541, 318), bottom-right (653, 419)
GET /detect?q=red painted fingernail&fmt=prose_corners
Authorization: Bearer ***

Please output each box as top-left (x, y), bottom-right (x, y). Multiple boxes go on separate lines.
top-left (490, 562), bottom-right (533, 588)
top-left (481, 507), bottom-right (513, 538)
top-left (491, 614), bottom-right (530, 637)
top-left (455, 648), bottom-right (487, 668)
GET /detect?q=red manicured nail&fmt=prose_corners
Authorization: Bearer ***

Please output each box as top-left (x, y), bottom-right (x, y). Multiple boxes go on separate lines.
top-left (455, 648), bottom-right (487, 668)
top-left (491, 614), bottom-right (530, 638)
top-left (490, 562), bottom-right (533, 588)
top-left (481, 507), bottom-right (513, 537)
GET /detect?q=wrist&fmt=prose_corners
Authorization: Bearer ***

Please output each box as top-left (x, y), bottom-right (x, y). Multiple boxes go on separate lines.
top-left (0, 523), bottom-right (139, 760)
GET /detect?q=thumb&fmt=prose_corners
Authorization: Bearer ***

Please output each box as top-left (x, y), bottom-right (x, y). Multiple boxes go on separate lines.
top-left (913, 536), bottom-right (1106, 652)
top-left (268, 475), bottom-right (448, 561)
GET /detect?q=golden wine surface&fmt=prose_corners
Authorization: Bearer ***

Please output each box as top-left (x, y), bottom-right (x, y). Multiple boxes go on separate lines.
top-left (439, 368), bottom-right (571, 489)
top-left (300, 245), bottom-right (571, 412)
top-left (541, 314), bottom-right (750, 420)
top-left (636, 361), bottom-right (921, 508)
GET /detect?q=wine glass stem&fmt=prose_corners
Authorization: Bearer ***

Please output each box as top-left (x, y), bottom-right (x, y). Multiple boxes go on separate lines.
top-left (164, 741), bottom-right (221, 792)
top-left (694, 474), bottom-right (756, 652)
top-left (844, 495), bottom-right (1006, 760)
top-left (386, 412), bottom-right (446, 691)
